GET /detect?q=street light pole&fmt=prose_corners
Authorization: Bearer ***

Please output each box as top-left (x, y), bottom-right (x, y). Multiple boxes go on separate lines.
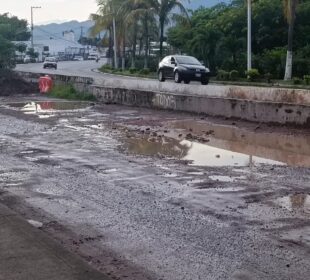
top-left (247, 0), bottom-right (252, 71)
top-left (31, 6), bottom-right (41, 49)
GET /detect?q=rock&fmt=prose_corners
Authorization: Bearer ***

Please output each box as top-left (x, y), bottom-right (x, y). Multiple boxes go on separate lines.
top-left (27, 219), bottom-right (43, 229)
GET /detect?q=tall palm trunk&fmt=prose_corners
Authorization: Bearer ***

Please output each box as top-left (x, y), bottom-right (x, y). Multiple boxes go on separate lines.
top-left (144, 16), bottom-right (149, 69)
top-left (284, 0), bottom-right (298, 80)
top-left (108, 27), bottom-right (113, 66)
top-left (159, 19), bottom-right (165, 59)
top-left (122, 28), bottom-right (126, 71)
top-left (131, 21), bottom-right (138, 68)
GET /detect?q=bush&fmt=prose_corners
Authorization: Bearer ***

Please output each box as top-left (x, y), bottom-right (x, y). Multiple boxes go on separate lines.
top-left (264, 73), bottom-right (273, 83)
top-left (293, 58), bottom-right (310, 78)
top-left (99, 64), bottom-right (113, 72)
top-left (229, 70), bottom-right (239, 81)
top-left (245, 69), bottom-right (260, 81)
top-left (259, 48), bottom-right (286, 79)
top-left (303, 75), bottom-right (310, 85)
top-left (138, 68), bottom-right (150, 75)
top-left (129, 68), bottom-right (138, 74)
top-left (216, 69), bottom-right (230, 81)
top-left (293, 77), bottom-right (303, 85)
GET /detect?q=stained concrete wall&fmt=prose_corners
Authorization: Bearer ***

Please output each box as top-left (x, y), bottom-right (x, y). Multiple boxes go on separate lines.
top-left (16, 71), bottom-right (310, 126)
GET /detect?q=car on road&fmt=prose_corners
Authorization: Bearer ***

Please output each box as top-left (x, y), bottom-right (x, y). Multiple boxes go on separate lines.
top-left (88, 54), bottom-right (99, 61)
top-left (73, 55), bottom-right (84, 61)
top-left (158, 55), bottom-right (210, 85)
top-left (43, 57), bottom-right (57, 69)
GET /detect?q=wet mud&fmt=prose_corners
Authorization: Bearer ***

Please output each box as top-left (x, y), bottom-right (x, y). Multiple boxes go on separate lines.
top-left (0, 95), bottom-right (310, 280)
top-left (0, 70), bottom-right (37, 95)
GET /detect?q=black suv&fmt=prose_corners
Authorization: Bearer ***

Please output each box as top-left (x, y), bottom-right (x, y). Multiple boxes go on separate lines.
top-left (158, 55), bottom-right (210, 85)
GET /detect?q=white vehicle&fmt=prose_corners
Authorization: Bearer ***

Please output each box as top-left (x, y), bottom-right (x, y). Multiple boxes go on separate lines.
top-left (88, 54), bottom-right (99, 61)
top-left (73, 55), bottom-right (84, 61)
top-left (43, 57), bottom-right (57, 69)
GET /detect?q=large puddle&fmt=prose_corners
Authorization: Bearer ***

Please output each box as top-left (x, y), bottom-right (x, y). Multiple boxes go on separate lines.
top-left (6, 101), bottom-right (91, 116)
top-left (122, 120), bottom-right (310, 167)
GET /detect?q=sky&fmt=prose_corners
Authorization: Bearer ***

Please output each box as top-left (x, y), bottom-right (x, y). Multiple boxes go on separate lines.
top-left (0, 0), bottom-right (98, 24)
top-left (0, 0), bottom-right (228, 25)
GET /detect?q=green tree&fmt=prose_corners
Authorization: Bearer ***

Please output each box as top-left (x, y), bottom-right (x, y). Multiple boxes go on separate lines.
top-left (0, 35), bottom-right (15, 69)
top-left (0, 14), bottom-right (30, 69)
top-left (0, 13), bottom-right (30, 41)
top-left (158, 0), bottom-right (189, 58)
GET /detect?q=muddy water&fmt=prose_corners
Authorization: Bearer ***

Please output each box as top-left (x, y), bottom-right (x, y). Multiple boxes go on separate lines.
top-left (122, 119), bottom-right (310, 167)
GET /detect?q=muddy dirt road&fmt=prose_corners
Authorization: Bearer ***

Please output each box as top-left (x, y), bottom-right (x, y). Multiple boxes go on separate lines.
top-left (1, 95), bottom-right (310, 280)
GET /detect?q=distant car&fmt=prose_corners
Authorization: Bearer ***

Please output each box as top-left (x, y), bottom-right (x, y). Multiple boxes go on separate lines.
top-left (73, 55), bottom-right (84, 61)
top-left (24, 56), bottom-right (36, 63)
top-left (88, 54), bottom-right (99, 61)
top-left (43, 57), bottom-right (57, 69)
top-left (158, 55), bottom-right (210, 85)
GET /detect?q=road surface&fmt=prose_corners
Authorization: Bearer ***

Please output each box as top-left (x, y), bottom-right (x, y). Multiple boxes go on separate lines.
top-left (15, 61), bottom-right (229, 97)
top-left (0, 95), bottom-right (310, 280)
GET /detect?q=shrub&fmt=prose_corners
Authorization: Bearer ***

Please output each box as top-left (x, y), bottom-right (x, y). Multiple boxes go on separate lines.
top-left (138, 68), bottom-right (150, 75)
top-left (129, 68), bottom-right (138, 74)
top-left (229, 70), bottom-right (239, 81)
top-left (216, 69), bottom-right (230, 81)
top-left (259, 48), bottom-right (286, 79)
top-left (100, 64), bottom-right (113, 72)
top-left (304, 75), bottom-right (310, 85)
top-left (245, 69), bottom-right (260, 81)
top-left (264, 73), bottom-right (273, 83)
top-left (293, 77), bottom-right (302, 85)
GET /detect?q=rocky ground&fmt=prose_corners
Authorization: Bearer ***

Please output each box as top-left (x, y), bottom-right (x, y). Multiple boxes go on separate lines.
top-left (0, 95), bottom-right (310, 280)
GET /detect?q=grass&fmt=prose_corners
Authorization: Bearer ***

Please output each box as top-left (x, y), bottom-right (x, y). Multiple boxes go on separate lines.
top-left (99, 65), bottom-right (157, 79)
top-left (99, 64), bottom-right (310, 90)
top-left (48, 84), bottom-right (96, 101)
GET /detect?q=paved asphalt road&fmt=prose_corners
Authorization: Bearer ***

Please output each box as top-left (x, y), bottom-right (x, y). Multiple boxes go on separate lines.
top-left (0, 95), bottom-right (310, 280)
top-left (15, 60), bottom-right (228, 97)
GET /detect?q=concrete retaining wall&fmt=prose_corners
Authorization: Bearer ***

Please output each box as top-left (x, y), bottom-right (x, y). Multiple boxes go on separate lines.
top-left (16, 71), bottom-right (310, 126)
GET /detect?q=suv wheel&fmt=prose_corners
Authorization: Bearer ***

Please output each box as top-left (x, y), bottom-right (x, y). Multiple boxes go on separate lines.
top-left (174, 71), bottom-right (181, 83)
top-left (158, 70), bottom-right (165, 82)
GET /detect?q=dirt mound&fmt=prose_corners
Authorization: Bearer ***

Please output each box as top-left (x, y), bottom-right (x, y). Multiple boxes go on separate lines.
top-left (0, 70), bottom-right (37, 96)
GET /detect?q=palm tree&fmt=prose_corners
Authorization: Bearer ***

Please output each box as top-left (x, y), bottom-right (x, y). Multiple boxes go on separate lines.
top-left (158, 0), bottom-right (189, 59)
top-left (122, 0), bottom-right (158, 68)
top-left (283, 0), bottom-right (299, 80)
top-left (90, 0), bottom-right (124, 68)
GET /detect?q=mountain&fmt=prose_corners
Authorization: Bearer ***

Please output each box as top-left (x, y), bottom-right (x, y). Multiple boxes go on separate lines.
top-left (33, 20), bottom-right (94, 42)
top-left (33, 1), bottom-right (231, 41)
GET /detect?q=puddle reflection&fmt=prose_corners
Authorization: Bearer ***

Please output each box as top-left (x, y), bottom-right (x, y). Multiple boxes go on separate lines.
top-left (8, 101), bottom-right (90, 115)
top-left (172, 120), bottom-right (310, 167)
top-left (122, 136), bottom-right (285, 167)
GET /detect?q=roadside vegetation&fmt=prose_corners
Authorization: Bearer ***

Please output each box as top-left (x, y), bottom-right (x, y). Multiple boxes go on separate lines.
top-left (48, 85), bottom-right (97, 101)
top-left (91, 0), bottom-right (310, 86)
top-left (0, 13), bottom-right (30, 70)
top-left (99, 64), bottom-right (157, 79)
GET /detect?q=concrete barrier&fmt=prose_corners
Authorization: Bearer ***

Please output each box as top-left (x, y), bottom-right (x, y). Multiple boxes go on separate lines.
top-left (16, 71), bottom-right (310, 126)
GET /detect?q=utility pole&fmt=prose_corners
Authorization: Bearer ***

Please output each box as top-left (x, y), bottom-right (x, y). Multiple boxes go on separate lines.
top-left (80, 26), bottom-right (84, 40)
top-left (31, 6), bottom-right (41, 49)
top-left (247, 0), bottom-right (252, 71)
